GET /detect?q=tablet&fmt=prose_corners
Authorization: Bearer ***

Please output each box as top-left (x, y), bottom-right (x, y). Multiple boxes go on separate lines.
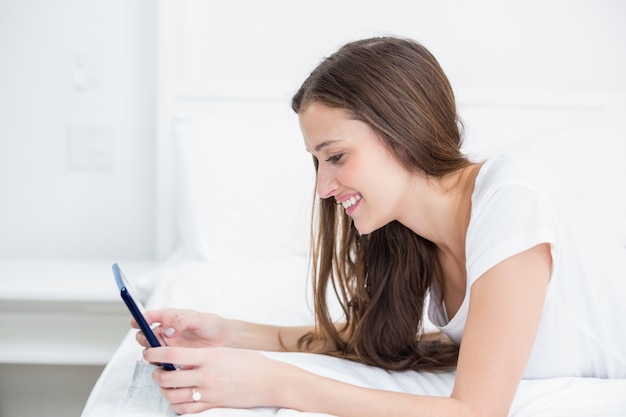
top-left (113, 263), bottom-right (176, 371)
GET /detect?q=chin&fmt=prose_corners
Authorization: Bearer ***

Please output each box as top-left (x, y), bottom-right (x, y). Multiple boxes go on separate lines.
top-left (352, 219), bottom-right (385, 236)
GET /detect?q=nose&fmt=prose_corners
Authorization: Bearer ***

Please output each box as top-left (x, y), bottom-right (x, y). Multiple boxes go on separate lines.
top-left (316, 165), bottom-right (338, 199)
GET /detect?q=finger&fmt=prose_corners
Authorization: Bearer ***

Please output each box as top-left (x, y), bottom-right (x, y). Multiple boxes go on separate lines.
top-left (171, 400), bottom-right (209, 415)
top-left (139, 310), bottom-right (168, 327)
top-left (160, 386), bottom-right (204, 406)
top-left (135, 331), bottom-right (149, 347)
top-left (168, 388), bottom-right (212, 416)
top-left (138, 309), bottom-right (188, 337)
top-left (160, 310), bottom-right (211, 338)
top-left (144, 346), bottom-right (205, 370)
top-left (143, 308), bottom-right (195, 326)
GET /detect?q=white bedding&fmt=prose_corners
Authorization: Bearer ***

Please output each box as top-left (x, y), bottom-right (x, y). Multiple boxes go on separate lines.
top-left (82, 259), bottom-right (626, 417)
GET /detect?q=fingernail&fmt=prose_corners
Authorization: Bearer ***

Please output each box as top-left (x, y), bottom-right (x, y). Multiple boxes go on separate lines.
top-left (164, 327), bottom-right (176, 337)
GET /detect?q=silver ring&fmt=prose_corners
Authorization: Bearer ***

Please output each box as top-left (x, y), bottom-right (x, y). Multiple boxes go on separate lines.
top-left (192, 389), bottom-right (201, 402)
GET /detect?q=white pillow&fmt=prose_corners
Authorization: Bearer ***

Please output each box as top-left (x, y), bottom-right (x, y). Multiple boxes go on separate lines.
top-left (175, 101), bottom-right (316, 261)
top-left (460, 100), bottom-right (626, 248)
top-left (506, 106), bottom-right (626, 248)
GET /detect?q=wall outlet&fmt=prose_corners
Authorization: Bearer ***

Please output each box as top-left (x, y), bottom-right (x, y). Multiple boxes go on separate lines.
top-left (67, 125), bottom-right (114, 171)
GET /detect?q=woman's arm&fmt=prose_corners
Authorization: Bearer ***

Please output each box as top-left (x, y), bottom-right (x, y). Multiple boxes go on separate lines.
top-left (137, 309), bottom-right (317, 352)
top-left (224, 320), bottom-right (315, 352)
top-left (145, 243), bottom-right (551, 417)
top-left (226, 320), bottom-right (351, 353)
top-left (138, 308), bottom-right (348, 353)
top-left (450, 242), bottom-right (551, 415)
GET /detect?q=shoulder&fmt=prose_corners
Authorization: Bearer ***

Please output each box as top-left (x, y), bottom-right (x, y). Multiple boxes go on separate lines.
top-left (467, 153), bottom-right (560, 283)
top-left (471, 153), bottom-right (561, 226)
top-left (473, 153), bottom-right (554, 203)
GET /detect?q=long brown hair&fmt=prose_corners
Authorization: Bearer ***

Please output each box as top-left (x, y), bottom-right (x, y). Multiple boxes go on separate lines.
top-left (291, 36), bottom-right (469, 372)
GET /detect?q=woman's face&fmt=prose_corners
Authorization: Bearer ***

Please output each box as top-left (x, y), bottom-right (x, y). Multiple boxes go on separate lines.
top-left (299, 102), bottom-right (413, 234)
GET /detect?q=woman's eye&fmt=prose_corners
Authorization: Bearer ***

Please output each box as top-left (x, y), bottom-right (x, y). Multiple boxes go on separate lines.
top-left (326, 153), bottom-right (344, 163)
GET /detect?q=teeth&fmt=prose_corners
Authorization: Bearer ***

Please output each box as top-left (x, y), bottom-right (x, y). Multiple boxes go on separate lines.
top-left (341, 194), bottom-right (362, 209)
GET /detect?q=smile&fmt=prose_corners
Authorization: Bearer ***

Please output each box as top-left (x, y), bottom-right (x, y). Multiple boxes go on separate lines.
top-left (341, 194), bottom-right (362, 210)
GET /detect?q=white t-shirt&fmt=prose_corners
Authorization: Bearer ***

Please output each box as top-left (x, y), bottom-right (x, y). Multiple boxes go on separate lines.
top-left (428, 153), bottom-right (626, 379)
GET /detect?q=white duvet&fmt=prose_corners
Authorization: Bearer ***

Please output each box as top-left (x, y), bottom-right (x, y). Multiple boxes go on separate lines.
top-left (82, 259), bottom-right (626, 417)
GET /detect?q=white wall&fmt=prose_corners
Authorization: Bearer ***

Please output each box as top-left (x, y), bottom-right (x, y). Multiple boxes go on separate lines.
top-left (0, 0), bottom-right (157, 260)
top-left (164, 0), bottom-right (626, 99)
top-left (1, 0), bottom-right (625, 261)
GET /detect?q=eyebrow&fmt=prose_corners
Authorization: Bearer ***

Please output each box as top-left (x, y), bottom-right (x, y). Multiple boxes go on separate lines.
top-left (314, 139), bottom-right (342, 152)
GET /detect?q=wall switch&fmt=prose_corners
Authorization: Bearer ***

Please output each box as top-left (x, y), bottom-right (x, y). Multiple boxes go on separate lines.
top-left (67, 125), bottom-right (114, 171)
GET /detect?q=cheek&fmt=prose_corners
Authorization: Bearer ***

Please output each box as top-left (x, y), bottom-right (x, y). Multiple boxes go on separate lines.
top-left (337, 159), bottom-right (366, 188)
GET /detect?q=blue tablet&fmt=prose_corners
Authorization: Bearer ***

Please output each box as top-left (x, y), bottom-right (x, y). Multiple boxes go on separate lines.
top-left (113, 263), bottom-right (176, 371)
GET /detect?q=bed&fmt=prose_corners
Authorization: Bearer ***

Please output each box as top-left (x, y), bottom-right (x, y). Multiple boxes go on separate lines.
top-left (81, 94), bottom-right (626, 417)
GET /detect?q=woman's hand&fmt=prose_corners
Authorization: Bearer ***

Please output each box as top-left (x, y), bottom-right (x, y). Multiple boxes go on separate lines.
top-left (143, 346), bottom-right (283, 414)
top-left (133, 308), bottom-right (229, 349)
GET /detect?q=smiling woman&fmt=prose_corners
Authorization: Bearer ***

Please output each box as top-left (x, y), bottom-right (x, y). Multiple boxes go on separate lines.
top-left (127, 36), bottom-right (626, 417)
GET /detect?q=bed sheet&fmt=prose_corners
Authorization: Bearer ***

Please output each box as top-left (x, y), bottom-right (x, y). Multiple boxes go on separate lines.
top-left (82, 259), bottom-right (626, 417)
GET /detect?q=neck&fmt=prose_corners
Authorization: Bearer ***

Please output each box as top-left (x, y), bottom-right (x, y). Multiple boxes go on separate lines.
top-left (400, 162), bottom-right (483, 261)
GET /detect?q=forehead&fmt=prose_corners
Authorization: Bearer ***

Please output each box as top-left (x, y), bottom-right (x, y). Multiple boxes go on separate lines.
top-left (299, 103), bottom-right (351, 131)
top-left (299, 103), bottom-right (369, 152)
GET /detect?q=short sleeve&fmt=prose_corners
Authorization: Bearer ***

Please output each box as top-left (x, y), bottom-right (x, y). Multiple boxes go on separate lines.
top-left (465, 184), bottom-right (558, 287)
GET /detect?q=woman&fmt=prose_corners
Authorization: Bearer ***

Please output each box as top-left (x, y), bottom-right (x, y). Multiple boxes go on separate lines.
top-left (138, 36), bottom-right (626, 416)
